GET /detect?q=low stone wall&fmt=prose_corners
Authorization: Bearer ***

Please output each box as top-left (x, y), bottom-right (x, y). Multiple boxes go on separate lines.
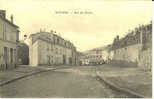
top-left (138, 48), bottom-right (152, 71)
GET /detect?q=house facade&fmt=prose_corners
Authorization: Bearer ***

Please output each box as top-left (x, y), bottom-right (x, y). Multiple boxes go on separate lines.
top-left (112, 22), bottom-right (152, 68)
top-left (0, 10), bottom-right (19, 69)
top-left (29, 31), bottom-right (78, 66)
top-left (80, 45), bottom-right (112, 65)
top-left (112, 32), bottom-right (141, 66)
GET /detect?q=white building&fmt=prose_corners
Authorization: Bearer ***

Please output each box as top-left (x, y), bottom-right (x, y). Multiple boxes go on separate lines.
top-left (80, 45), bottom-right (112, 65)
top-left (29, 31), bottom-right (78, 66)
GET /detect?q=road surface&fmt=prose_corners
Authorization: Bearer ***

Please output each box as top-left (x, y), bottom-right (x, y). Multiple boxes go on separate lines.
top-left (0, 66), bottom-right (134, 98)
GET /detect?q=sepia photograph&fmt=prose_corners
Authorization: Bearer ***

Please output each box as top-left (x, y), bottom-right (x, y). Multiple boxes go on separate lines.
top-left (0, 0), bottom-right (152, 98)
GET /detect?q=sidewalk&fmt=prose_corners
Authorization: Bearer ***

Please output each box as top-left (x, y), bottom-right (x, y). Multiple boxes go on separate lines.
top-left (96, 65), bottom-right (152, 98)
top-left (0, 65), bottom-right (69, 86)
top-left (69, 65), bottom-right (152, 98)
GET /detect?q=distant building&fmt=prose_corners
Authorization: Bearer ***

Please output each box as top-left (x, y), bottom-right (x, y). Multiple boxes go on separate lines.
top-left (29, 31), bottom-right (78, 66)
top-left (0, 10), bottom-right (19, 69)
top-left (80, 45), bottom-right (112, 65)
top-left (77, 52), bottom-right (86, 66)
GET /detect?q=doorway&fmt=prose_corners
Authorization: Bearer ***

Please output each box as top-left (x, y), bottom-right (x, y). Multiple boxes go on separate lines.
top-left (63, 55), bottom-right (66, 64)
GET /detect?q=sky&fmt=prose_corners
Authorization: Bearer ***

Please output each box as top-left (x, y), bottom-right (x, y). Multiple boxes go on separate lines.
top-left (0, 0), bottom-right (152, 52)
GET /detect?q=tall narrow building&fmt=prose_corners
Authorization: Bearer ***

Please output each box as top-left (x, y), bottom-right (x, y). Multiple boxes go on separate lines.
top-left (0, 10), bottom-right (20, 69)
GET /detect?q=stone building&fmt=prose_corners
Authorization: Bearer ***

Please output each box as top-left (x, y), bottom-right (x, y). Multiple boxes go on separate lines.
top-left (80, 45), bottom-right (112, 65)
top-left (112, 32), bottom-right (142, 66)
top-left (112, 22), bottom-right (152, 68)
top-left (138, 22), bottom-right (152, 70)
top-left (29, 31), bottom-right (78, 66)
top-left (0, 10), bottom-right (19, 69)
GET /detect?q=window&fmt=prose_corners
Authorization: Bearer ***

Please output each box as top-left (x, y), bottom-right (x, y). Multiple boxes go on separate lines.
top-left (47, 45), bottom-right (49, 51)
top-left (3, 23), bottom-right (6, 40)
top-left (4, 47), bottom-right (8, 64)
top-left (14, 49), bottom-right (16, 62)
top-left (10, 48), bottom-right (13, 63)
top-left (57, 38), bottom-right (59, 44)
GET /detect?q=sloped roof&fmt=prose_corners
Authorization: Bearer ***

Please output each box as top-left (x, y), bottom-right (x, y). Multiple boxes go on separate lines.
top-left (0, 15), bottom-right (19, 28)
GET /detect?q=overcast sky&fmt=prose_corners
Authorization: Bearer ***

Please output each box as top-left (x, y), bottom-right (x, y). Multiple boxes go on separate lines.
top-left (0, 0), bottom-right (152, 52)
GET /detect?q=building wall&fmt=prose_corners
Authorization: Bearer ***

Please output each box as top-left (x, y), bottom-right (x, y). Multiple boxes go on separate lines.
top-left (0, 16), bottom-right (18, 69)
top-left (37, 39), bottom-right (73, 65)
top-left (0, 41), bottom-right (17, 66)
top-left (38, 39), bottom-right (48, 65)
top-left (31, 41), bottom-right (39, 66)
top-left (80, 46), bottom-right (112, 65)
top-left (29, 38), bottom-right (33, 66)
top-left (111, 22), bottom-right (151, 67)
top-left (0, 17), bottom-right (17, 42)
top-left (113, 44), bottom-right (142, 63)
top-left (29, 32), bottom-right (77, 66)
top-left (138, 48), bottom-right (152, 71)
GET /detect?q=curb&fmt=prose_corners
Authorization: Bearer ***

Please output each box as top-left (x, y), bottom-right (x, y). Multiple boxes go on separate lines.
top-left (96, 75), bottom-right (144, 98)
top-left (0, 69), bottom-right (51, 87)
top-left (0, 66), bottom-right (71, 87)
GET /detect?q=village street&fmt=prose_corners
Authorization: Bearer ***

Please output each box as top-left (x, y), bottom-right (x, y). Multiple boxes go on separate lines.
top-left (0, 1), bottom-right (152, 98)
top-left (0, 65), bottom-right (151, 98)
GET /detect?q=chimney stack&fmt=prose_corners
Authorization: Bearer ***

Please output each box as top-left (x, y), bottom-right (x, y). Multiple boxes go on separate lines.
top-left (10, 15), bottom-right (13, 23)
top-left (0, 10), bottom-right (6, 19)
top-left (116, 35), bottom-right (119, 41)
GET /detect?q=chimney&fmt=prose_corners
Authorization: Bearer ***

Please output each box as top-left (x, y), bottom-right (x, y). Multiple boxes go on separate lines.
top-left (10, 15), bottom-right (13, 23)
top-left (0, 10), bottom-right (6, 19)
top-left (116, 35), bottom-right (119, 41)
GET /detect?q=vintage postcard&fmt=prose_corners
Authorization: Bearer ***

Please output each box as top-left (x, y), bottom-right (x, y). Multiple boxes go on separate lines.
top-left (0, 0), bottom-right (152, 98)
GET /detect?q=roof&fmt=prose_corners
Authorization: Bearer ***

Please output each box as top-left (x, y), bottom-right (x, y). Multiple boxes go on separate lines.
top-left (29, 31), bottom-right (76, 49)
top-left (29, 32), bottom-right (54, 38)
top-left (29, 32), bottom-right (72, 43)
top-left (0, 15), bottom-right (19, 28)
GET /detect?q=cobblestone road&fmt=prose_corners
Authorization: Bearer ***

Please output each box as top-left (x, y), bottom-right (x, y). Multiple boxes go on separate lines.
top-left (0, 66), bottom-right (135, 98)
